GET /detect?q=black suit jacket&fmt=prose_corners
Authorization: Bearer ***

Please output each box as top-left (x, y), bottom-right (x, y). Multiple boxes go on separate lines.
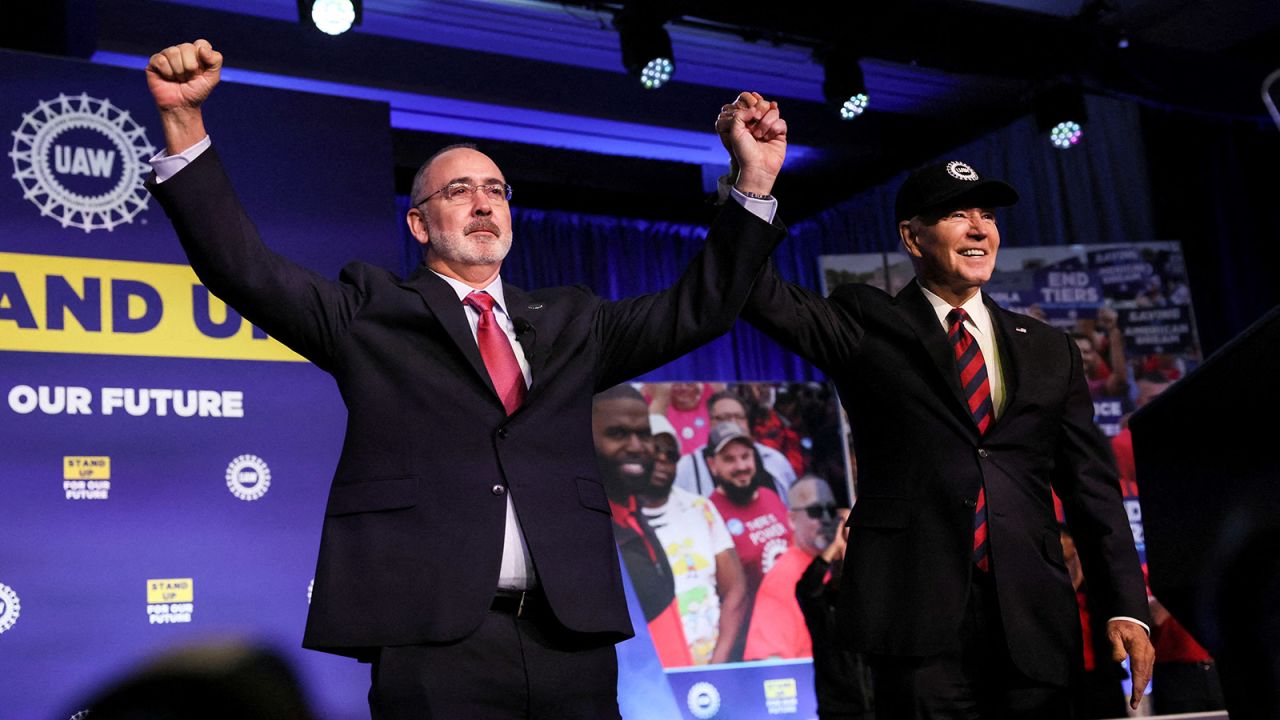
top-left (744, 267), bottom-right (1149, 684)
top-left (148, 148), bottom-right (784, 658)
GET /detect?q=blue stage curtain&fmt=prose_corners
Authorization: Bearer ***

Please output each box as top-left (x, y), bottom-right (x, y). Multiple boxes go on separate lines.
top-left (397, 94), bottom-right (1156, 382)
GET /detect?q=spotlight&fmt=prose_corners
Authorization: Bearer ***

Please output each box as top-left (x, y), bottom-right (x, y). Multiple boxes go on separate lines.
top-left (841, 93), bottom-right (870, 120)
top-left (298, 0), bottom-right (362, 36)
top-left (1035, 85), bottom-right (1087, 150)
top-left (615, 6), bottom-right (675, 90)
top-left (821, 49), bottom-right (870, 121)
top-left (1049, 121), bottom-right (1084, 149)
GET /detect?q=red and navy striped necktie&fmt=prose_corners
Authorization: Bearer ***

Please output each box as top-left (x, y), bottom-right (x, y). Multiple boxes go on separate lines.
top-left (947, 307), bottom-right (992, 572)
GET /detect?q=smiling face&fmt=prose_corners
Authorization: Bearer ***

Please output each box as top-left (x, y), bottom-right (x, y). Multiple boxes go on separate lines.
top-left (899, 207), bottom-right (1000, 306)
top-left (406, 147), bottom-right (513, 286)
top-left (707, 438), bottom-right (756, 489)
top-left (592, 396), bottom-right (655, 501)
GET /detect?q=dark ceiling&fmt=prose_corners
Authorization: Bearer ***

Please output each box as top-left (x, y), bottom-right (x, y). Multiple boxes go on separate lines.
top-left (7, 0), bottom-right (1280, 222)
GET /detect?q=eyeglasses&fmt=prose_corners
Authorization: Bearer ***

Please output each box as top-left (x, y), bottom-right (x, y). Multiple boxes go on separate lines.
top-left (799, 503), bottom-right (838, 520)
top-left (416, 182), bottom-right (513, 206)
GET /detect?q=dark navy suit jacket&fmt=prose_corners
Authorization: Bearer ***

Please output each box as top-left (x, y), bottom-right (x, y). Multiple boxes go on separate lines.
top-left (744, 267), bottom-right (1149, 684)
top-left (149, 148), bottom-right (785, 659)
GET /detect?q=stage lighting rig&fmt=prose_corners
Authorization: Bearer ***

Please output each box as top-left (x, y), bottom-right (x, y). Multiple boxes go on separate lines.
top-left (821, 49), bottom-right (870, 120)
top-left (298, 0), bottom-right (362, 36)
top-left (1036, 84), bottom-right (1088, 150)
top-left (615, 4), bottom-right (675, 90)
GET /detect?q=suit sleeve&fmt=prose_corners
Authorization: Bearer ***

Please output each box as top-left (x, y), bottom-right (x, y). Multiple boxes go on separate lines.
top-left (740, 259), bottom-right (864, 374)
top-left (146, 147), bottom-right (358, 370)
top-left (1053, 333), bottom-right (1152, 624)
top-left (591, 200), bottom-right (785, 389)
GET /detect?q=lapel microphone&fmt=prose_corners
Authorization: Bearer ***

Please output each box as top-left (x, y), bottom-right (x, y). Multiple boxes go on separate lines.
top-left (513, 317), bottom-right (536, 363)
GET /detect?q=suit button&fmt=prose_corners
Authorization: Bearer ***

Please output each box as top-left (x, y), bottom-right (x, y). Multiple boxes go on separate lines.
top-left (977, 448), bottom-right (989, 458)
top-left (963, 498), bottom-right (977, 509)
top-left (497, 427), bottom-right (509, 439)
top-left (492, 485), bottom-right (506, 496)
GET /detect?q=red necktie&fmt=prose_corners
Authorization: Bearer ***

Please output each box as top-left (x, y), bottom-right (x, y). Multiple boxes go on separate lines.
top-left (464, 291), bottom-right (527, 415)
top-left (947, 307), bottom-right (992, 572)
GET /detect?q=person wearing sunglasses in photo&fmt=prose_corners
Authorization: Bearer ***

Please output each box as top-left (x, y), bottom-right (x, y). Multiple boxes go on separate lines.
top-left (744, 475), bottom-right (841, 661)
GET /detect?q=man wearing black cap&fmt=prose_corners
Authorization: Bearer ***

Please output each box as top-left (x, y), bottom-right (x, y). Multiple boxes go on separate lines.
top-left (717, 94), bottom-right (1153, 718)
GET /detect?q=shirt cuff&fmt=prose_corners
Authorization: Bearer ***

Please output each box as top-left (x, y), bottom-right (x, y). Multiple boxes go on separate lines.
top-left (149, 135), bottom-right (212, 183)
top-left (728, 185), bottom-right (778, 224)
top-left (1108, 616), bottom-right (1151, 635)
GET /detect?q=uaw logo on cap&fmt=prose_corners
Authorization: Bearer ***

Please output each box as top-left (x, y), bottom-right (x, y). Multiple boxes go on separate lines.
top-left (946, 161), bottom-right (980, 181)
top-left (687, 681), bottom-right (722, 719)
top-left (0, 581), bottom-right (21, 635)
top-left (226, 454), bottom-right (271, 501)
top-left (10, 93), bottom-right (155, 232)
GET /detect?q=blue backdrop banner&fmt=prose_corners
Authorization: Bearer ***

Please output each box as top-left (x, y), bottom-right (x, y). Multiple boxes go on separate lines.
top-left (0, 48), bottom-right (401, 719)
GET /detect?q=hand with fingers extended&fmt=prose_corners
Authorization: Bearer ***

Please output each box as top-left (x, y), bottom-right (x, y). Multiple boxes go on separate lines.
top-left (714, 91), bottom-right (787, 197)
top-left (146, 39), bottom-right (223, 153)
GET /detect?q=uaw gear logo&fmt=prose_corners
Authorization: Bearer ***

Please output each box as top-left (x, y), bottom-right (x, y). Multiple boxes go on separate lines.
top-left (225, 454), bottom-right (271, 501)
top-left (0, 582), bottom-right (21, 635)
top-left (687, 681), bottom-right (722, 719)
top-left (10, 93), bottom-right (155, 232)
top-left (946, 160), bottom-right (980, 181)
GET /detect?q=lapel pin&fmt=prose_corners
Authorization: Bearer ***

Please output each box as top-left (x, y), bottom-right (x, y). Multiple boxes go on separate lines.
top-left (1015, 327), bottom-right (1027, 333)
top-left (527, 303), bottom-right (544, 310)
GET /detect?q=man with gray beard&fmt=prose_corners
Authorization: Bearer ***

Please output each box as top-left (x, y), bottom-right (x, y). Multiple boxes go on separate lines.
top-left (145, 39), bottom-right (789, 720)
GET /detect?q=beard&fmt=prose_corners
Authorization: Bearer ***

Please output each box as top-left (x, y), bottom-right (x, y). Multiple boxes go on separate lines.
top-left (715, 476), bottom-right (757, 506)
top-left (600, 457), bottom-right (655, 503)
top-left (636, 478), bottom-right (672, 503)
top-left (427, 217), bottom-right (512, 266)
top-left (642, 462), bottom-right (676, 503)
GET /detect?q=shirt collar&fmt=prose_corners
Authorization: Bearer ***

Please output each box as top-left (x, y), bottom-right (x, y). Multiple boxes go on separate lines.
top-left (918, 282), bottom-right (993, 338)
top-left (430, 269), bottom-right (509, 315)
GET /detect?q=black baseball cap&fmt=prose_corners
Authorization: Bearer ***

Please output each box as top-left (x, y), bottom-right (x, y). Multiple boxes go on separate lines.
top-left (894, 160), bottom-right (1019, 222)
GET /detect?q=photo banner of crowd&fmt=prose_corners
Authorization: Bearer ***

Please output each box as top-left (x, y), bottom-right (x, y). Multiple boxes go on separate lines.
top-left (0, 49), bottom-right (404, 720)
top-left (593, 381), bottom-right (856, 719)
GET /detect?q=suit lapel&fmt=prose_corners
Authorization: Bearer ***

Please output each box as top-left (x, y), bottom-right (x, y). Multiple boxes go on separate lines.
top-left (893, 282), bottom-right (974, 430)
top-left (985, 296), bottom-right (1024, 423)
top-left (406, 266), bottom-right (496, 398)
top-left (501, 283), bottom-right (552, 399)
